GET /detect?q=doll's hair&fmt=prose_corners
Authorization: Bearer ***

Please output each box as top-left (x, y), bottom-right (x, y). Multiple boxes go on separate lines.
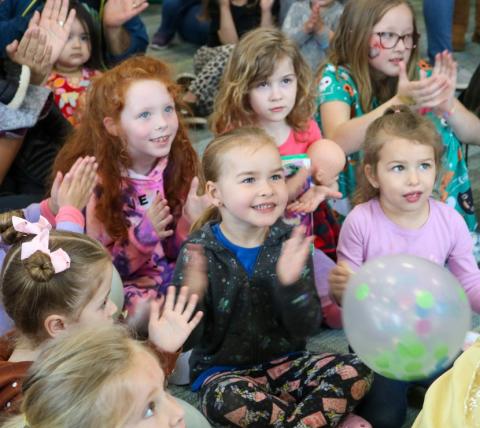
top-left (192, 126), bottom-right (279, 231)
top-left (2, 324), bottom-right (160, 428)
top-left (51, 55), bottom-right (198, 240)
top-left (319, 0), bottom-right (420, 113)
top-left (211, 27), bottom-right (314, 135)
top-left (355, 105), bottom-right (443, 203)
top-left (67, 0), bottom-right (102, 70)
top-left (0, 231), bottom-right (111, 345)
top-left (0, 210), bottom-right (25, 245)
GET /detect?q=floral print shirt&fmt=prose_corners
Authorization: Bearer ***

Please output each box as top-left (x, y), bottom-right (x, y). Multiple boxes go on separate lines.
top-left (46, 67), bottom-right (100, 126)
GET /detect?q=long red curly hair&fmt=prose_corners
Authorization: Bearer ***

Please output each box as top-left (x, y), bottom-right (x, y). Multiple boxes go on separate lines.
top-left (52, 55), bottom-right (198, 240)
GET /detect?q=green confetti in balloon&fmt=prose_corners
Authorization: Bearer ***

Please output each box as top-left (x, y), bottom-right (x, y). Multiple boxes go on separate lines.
top-left (397, 339), bottom-right (426, 359)
top-left (355, 283), bottom-right (370, 301)
top-left (457, 288), bottom-right (467, 303)
top-left (434, 344), bottom-right (449, 360)
top-left (404, 361), bottom-right (423, 374)
top-left (416, 290), bottom-right (435, 309)
top-left (374, 354), bottom-right (391, 369)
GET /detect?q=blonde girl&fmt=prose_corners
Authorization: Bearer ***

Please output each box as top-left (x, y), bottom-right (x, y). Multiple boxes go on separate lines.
top-left (316, 0), bottom-right (480, 232)
top-left (2, 324), bottom-right (186, 428)
top-left (329, 106), bottom-right (480, 428)
top-left (48, 55), bottom-right (208, 319)
top-left (173, 127), bottom-right (372, 427)
top-left (0, 228), bottom-right (205, 423)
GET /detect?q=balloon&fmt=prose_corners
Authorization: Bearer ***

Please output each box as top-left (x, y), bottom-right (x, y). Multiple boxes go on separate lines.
top-left (110, 266), bottom-right (125, 319)
top-left (342, 254), bottom-right (471, 381)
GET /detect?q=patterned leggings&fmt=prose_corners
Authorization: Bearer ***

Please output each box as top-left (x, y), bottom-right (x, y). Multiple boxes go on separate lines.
top-left (199, 352), bottom-right (372, 427)
top-left (189, 44), bottom-right (235, 116)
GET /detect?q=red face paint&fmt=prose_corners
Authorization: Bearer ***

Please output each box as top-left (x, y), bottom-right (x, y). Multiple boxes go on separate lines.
top-left (368, 41), bottom-right (382, 59)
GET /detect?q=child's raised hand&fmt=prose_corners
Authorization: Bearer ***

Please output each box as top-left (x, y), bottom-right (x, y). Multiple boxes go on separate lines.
top-left (431, 51), bottom-right (457, 115)
top-left (183, 177), bottom-right (212, 224)
top-left (6, 27), bottom-right (52, 85)
top-left (397, 60), bottom-right (449, 109)
top-left (49, 156), bottom-right (97, 214)
top-left (103, 0), bottom-right (149, 28)
top-left (148, 286), bottom-right (203, 353)
top-left (147, 195), bottom-right (174, 239)
top-left (276, 226), bottom-right (313, 286)
top-left (182, 243), bottom-right (208, 300)
top-left (328, 261), bottom-right (353, 305)
top-left (287, 185), bottom-right (342, 213)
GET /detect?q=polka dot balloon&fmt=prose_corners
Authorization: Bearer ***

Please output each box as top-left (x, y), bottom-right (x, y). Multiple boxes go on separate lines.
top-left (342, 254), bottom-right (471, 381)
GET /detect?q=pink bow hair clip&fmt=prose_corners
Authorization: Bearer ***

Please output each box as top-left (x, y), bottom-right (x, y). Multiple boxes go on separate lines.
top-left (12, 216), bottom-right (52, 235)
top-left (21, 229), bottom-right (71, 274)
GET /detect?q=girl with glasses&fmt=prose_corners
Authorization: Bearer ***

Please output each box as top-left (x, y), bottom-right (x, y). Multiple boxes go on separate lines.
top-left (315, 0), bottom-right (480, 239)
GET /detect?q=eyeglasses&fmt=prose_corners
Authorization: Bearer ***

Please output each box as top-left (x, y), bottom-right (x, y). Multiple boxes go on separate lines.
top-left (374, 32), bottom-right (419, 49)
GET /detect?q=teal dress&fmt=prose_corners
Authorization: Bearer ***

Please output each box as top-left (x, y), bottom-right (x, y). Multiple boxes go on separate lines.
top-left (316, 63), bottom-right (478, 232)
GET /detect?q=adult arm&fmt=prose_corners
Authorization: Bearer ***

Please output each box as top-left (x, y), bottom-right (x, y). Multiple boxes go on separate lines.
top-left (103, 16), bottom-right (148, 64)
top-left (101, 0), bottom-right (149, 64)
top-left (259, 0), bottom-right (275, 27)
top-left (0, 136), bottom-right (24, 186)
top-left (217, 0), bottom-right (239, 45)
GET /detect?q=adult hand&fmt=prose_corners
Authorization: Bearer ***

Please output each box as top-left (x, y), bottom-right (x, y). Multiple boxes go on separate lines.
top-left (32, 0), bottom-right (76, 64)
top-left (147, 195), bottom-right (174, 239)
top-left (5, 27), bottom-right (52, 85)
top-left (276, 226), bottom-right (313, 286)
top-left (148, 286), bottom-right (203, 353)
top-left (103, 0), bottom-right (149, 28)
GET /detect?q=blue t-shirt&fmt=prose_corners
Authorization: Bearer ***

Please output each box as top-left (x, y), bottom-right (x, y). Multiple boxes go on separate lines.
top-left (211, 223), bottom-right (261, 278)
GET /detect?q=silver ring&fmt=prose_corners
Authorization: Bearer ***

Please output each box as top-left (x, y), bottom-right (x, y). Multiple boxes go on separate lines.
top-left (58, 20), bottom-right (64, 27)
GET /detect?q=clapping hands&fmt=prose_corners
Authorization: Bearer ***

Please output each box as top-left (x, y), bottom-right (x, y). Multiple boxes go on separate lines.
top-left (276, 226), bottom-right (313, 286)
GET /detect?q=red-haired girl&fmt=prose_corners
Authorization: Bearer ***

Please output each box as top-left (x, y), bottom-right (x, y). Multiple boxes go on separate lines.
top-left (45, 56), bottom-right (207, 318)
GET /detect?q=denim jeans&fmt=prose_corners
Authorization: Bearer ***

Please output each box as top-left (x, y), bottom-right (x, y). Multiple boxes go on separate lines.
top-left (156, 0), bottom-right (209, 46)
top-left (423, 0), bottom-right (454, 63)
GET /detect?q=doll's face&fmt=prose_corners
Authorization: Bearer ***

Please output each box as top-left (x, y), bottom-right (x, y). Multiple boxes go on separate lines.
top-left (307, 139), bottom-right (346, 187)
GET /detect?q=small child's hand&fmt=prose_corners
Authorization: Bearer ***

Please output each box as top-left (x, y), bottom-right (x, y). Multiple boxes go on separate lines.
top-left (183, 177), bottom-right (212, 224)
top-left (287, 185), bottom-right (342, 213)
top-left (304, 2), bottom-right (321, 33)
top-left (147, 195), bottom-right (174, 239)
top-left (277, 226), bottom-right (313, 286)
top-left (329, 261), bottom-right (353, 305)
top-left (148, 286), bottom-right (203, 353)
top-left (182, 243), bottom-right (208, 300)
top-left (49, 156), bottom-right (97, 214)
